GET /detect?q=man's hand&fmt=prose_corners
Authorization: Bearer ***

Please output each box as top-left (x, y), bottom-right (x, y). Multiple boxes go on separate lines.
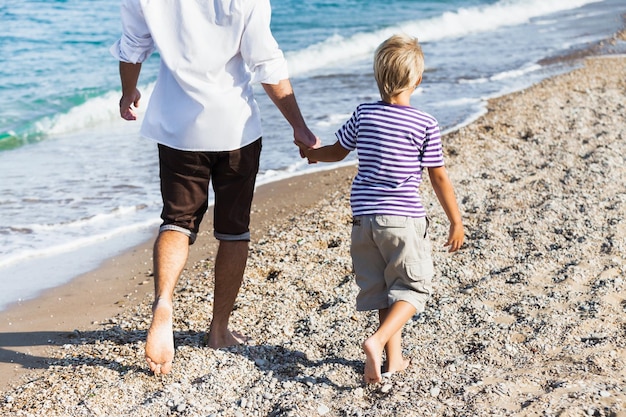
top-left (119, 89), bottom-right (141, 121)
top-left (293, 126), bottom-right (318, 148)
top-left (293, 127), bottom-right (320, 163)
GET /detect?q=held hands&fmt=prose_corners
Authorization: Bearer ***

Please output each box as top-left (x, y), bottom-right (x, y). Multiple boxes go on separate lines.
top-left (445, 222), bottom-right (464, 253)
top-left (119, 88), bottom-right (141, 121)
top-left (293, 127), bottom-right (320, 163)
top-left (294, 139), bottom-right (314, 160)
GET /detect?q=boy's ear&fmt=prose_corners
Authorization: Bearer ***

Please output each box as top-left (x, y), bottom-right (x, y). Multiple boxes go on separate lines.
top-left (415, 75), bottom-right (423, 87)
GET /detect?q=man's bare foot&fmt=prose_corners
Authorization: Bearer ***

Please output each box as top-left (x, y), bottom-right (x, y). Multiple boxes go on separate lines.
top-left (362, 337), bottom-right (383, 384)
top-left (204, 328), bottom-right (247, 348)
top-left (145, 299), bottom-right (174, 376)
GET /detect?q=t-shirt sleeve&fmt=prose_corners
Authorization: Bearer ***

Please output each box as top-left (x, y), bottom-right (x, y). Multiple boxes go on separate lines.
top-left (335, 109), bottom-right (359, 151)
top-left (421, 119), bottom-right (445, 167)
top-left (109, 0), bottom-right (155, 64)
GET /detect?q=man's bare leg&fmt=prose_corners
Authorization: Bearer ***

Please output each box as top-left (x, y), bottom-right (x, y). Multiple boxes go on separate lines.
top-left (362, 301), bottom-right (416, 383)
top-left (205, 240), bottom-right (248, 348)
top-left (145, 230), bottom-right (189, 375)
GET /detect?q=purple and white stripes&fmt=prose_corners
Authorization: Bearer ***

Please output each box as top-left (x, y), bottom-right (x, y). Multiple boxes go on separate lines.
top-left (336, 101), bottom-right (444, 218)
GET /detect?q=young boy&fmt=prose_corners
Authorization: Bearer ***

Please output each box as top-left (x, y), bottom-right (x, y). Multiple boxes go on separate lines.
top-left (298, 34), bottom-right (464, 384)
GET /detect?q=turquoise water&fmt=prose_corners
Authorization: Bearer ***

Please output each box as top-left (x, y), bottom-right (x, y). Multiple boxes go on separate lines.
top-left (0, 0), bottom-right (625, 309)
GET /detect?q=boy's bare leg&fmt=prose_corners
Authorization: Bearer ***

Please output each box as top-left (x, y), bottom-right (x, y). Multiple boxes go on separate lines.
top-left (145, 230), bottom-right (189, 375)
top-left (205, 240), bottom-right (249, 348)
top-left (381, 316), bottom-right (411, 374)
top-left (363, 308), bottom-right (387, 384)
top-left (363, 301), bottom-right (416, 383)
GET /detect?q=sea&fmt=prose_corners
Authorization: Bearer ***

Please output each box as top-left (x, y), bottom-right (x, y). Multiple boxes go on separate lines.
top-left (1, 0), bottom-right (625, 311)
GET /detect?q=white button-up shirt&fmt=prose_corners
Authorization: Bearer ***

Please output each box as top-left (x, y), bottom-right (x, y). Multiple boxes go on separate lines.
top-left (110, 0), bottom-right (289, 151)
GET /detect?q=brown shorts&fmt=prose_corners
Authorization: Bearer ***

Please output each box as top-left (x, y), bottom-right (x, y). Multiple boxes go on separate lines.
top-left (157, 139), bottom-right (261, 243)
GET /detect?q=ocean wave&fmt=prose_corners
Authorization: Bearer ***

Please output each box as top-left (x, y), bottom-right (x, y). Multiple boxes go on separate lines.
top-left (22, 204), bottom-right (153, 232)
top-left (0, 83), bottom-right (156, 149)
top-left (459, 64), bottom-right (543, 84)
top-left (432, 97), bottom-right (483, 108)
top-left (286, 0), bottom-right (600, 76)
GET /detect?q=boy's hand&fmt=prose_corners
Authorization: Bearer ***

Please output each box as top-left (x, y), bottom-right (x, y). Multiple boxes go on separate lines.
top-left (294, 136), bottom-right (320, 164)
top-left (445, 222), bottom-right (464, 252)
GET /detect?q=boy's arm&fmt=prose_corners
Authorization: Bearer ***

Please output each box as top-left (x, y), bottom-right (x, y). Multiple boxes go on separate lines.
top-left (428, 166), bottom-right (464, 252)
top-left (299, 140), bottom-right (350, 162)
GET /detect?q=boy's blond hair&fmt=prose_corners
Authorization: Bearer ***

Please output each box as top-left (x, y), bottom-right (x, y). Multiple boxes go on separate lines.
top-left (374, 34), bottom-right (424, 102)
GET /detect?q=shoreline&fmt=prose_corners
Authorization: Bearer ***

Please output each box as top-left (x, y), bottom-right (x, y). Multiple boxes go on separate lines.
top-left (1, 52), bottom-right (625, 415)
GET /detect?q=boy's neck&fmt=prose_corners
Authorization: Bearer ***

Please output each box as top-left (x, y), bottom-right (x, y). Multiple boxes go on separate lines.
top-left (385, 88), bottom-right (413, 107)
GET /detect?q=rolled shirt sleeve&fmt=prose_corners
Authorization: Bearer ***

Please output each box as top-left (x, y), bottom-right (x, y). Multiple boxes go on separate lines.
top-left (109, 0), bottom-right (155, 63)
top-left (240, 0), bottom-right (288, 84)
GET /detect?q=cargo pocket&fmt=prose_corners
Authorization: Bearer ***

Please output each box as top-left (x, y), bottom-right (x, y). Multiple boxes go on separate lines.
top-left (405, 259), bottom-right (434, 294)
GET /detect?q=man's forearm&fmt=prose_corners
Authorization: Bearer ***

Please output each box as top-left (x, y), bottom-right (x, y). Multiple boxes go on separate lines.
top-left (118, 62), bottom-right (143, 120)
top-left (119, 62), bottom-right (142, 95)
top-left (262, 79), bottom-right (307, 130)
top-left (262, 79), bottom-right (318, 150)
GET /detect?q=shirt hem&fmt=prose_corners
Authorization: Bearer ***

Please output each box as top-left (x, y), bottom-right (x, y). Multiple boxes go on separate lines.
top-left (141, 134), bottom-right (261, 153)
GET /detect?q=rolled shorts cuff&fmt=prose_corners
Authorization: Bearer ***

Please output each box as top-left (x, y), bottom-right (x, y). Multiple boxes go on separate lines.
top-left (160, 224), bottom-right (197, 244)
top-left (388, 291), bottom-right (430, 314)
top-left (214, 231), bottom-right (251, 241)
top-left (355, 298), bottom-right (388, 312)
top-left (356, 292), bottom-right (429, 313)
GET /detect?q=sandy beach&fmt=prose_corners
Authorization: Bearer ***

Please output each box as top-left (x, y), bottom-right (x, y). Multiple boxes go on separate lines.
top-left (1, 44), bottom-right (625, 416)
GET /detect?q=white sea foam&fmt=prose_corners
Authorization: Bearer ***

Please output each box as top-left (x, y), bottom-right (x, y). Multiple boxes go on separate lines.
top-left (23, 204), bottom-right (151, 232)
top-left (459, 64), bottom-right (542, 84)
top-left (490, 65), bottom-right (543, 81)
top-left (433, 97), bottom-right (483, 108)
top-left (0, 216), bottom-right (160, 270)
top-left (34, 83), bottom-right (156, 138)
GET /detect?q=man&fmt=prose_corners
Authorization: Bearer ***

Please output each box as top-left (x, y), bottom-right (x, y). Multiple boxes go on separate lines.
top-left (111, 0), bottom-right (318, 375)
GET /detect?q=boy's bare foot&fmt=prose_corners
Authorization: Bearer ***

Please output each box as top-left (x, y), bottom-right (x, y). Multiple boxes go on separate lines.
top-left (362, 337), bottom-right (383, 384)
top-left (145, 299), bottom-right (175, 376)
top-left (383, 357), bottom-right (412, 376)
top-left (204, 328), bottom-right (247, 348)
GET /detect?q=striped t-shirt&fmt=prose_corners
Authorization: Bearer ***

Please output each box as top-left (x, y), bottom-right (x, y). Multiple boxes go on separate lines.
top-left (336, 101), bottom-right (444, 218)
